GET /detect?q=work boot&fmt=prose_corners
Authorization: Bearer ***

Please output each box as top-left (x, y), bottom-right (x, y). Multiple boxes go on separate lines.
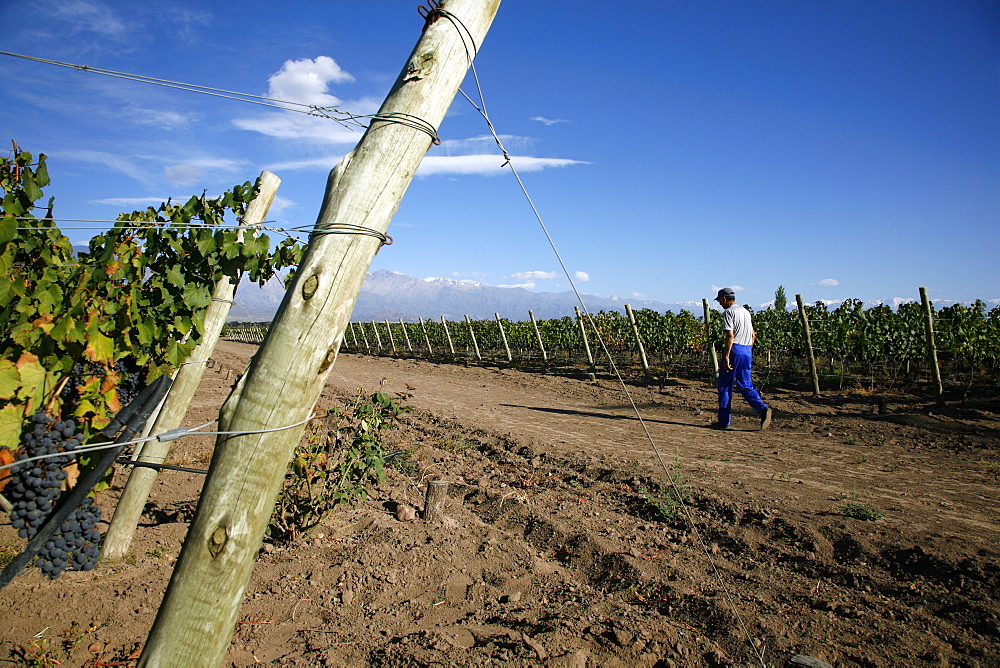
top-left (759, 408), bottom-right (773, 431)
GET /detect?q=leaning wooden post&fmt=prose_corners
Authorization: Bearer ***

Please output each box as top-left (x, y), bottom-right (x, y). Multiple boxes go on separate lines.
top-left (139, 4), bottom-right (501, 664)
top-left (575, 306), bottom-right (597, 381)
top-left (625, 303), bottom-right (652, 381)
top-left (359, 322), bottom-right (371, 353)
top-left (384, 320), bottom-right (396, 354)
top-left (795, 294), bottom-right (822, 397)
top-left (919, 286), bottom-right (944, 399)
top-left (529, 310), bottom-right (548, 364)
top-left (440, 315), bottom-right (456, 356)
top-left (464, 315), bottom-right (482, 362)
top-left (419, 317), bottom-right (433, 356)
top-left (399, 319), bottom-right (413, 352)
top-left (348, 322), bottom-right (359, 351)
top-left (702, 298), bottom-right (719, 377)
top-left (102, 171), bottom-right (281, 562)
top-left (495, 313), bottom-right (512, 363)
top-left (371, 320), bottom-right (383, 352)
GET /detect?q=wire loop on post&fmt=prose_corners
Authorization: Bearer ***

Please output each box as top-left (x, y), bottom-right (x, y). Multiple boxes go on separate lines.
top-left (309, 222), bottom-right (393, 253)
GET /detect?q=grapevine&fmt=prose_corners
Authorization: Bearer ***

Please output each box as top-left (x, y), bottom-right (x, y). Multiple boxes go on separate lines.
top-left (6, 411), bottom-right (100, 578)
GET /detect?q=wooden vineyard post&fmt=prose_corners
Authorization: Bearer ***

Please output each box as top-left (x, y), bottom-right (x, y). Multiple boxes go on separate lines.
top-left (495, 313), bottom-right (512, 363)
top-left (440, 316), bottom-right (456, 356)
top-left (529, 310), bottom-right (548, 364)
top-left (625, 303), bottom-right (652, 381)
top-left (465, 315), bottom-right (482, 362)
top-left (419, 317), bottom-right (433, 356)
top-left (348, 323), bottom-right (360, 351)
top-left (795, 294), bottom-right (822, 397)
top-left (371, 320), bottom-right (383, 352)
top-left (702, 299), bottom-right (719, 377)
top-left (575, 306), bottom-right (597, 381)
top-left (400, 319), bottom-right (413, 352)
top-left (139, 3), bottom-right (501, 664)
top-left (384, 320), bottom-right (396, 354)
top-left (919, 286), bottom-right (944, 399)
top-left (102, 171), bottom-right (281, 562)
top-left (359, 323), bottom-right (371, 352)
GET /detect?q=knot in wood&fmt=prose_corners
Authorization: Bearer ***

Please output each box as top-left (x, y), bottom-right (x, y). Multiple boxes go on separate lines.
top-left (318, 348), bottom-right (337, 374)
top-left (208, 525), bottom-right (229, 558)
top-left (404, 51), bottom-right (435, 83)
top-left (302, 274), bottom-right (320, 299)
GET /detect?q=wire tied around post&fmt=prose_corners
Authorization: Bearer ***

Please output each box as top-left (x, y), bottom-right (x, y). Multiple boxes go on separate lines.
top-left (309, 222), bottom-right (393, 254)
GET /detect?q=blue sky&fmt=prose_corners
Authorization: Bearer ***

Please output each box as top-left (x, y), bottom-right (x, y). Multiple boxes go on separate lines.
top-left (1, 0), bottom-right (997, 308)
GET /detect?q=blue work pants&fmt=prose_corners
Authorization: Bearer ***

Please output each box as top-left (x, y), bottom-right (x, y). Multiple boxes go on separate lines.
top-left (718, 344), bottom-right (768, 427)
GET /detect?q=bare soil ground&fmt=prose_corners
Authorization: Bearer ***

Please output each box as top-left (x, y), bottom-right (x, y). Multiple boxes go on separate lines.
top-left (2, 340), bottom-right (999, 667)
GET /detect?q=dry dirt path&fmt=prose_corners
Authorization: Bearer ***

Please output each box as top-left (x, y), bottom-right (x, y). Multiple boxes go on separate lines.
top-left (0, 340), bottom-right (997, 667)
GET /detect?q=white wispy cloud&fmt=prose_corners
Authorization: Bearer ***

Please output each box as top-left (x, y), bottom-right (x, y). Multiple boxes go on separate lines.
top-left (630, 292), bottom-right (647, 298)
top-left (232, 59), bottom-right (586, 175)
top-left (164, 165), bottom-right (206, 187)
top-left (497, 281), bottom-right (535, 290)
top-left (268, 56), bottom-right (354, 106)
top-left (531, 116), bottom-right (567, 126)
top-left (813, 278), bottom-right (840, 287)
top-left (232, 56), bottom-right (374, 145)
top-left (418, 155), bottom-right (585, 176)
top-left (127, 106), bottom-right (192, 130)
top-left (60, 150), bottom-right (151, 184)
top-left (574, 271), bottom-right (590, 282)
top-left (711, 284), bottom-right (747, 293)
top-left (88, 196), bottom-right (168, 208)
top-left (512, 270), bottom-right (557, 281)
top-left (50, 0), bottom-right (126, 37)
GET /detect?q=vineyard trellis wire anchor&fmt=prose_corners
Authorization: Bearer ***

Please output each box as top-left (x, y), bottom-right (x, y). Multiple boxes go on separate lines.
top-left (0, 374), bottom-right (173, 591)
top-left (114, 459), bottom-right (208, 475)
top-left (307, 222), bottom-right (393, 253)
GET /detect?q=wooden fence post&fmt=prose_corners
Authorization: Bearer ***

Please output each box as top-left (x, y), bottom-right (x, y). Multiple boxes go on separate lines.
top-left (440, 315), bottom-right (456, 356)
top-left (529, 310), bottom-right (547, 364)
top-left (919, 286), bottom-right (944, 399)
top-left (359, 322), bottom-right (371, 353)
top-left (495, 313), bottom-right (512, 363)
top-left (348, 322), bottom-right (359, 351)
top-left (371, 320), bottom-right (383, 352)
top-left (625, 303), bottom-right (652, 381)
top-left (419, 317), bottom-right (433, 356)
top-left (465, 315), bottom-right (482, 362)
top-left (400, 319), bottom-right (413, 352)
top-left (384, 320), bottom-right (396, 354)
top-left (139, 3), bottom-right (501, 664)
top-left (702, 298), bottom-right (719, 377)
top-left (102, 171), bottom-right (281, 562)
top-left (795, 294), bottom-right (822, 397)
top-left (575, 306), bottom-right (597, 381)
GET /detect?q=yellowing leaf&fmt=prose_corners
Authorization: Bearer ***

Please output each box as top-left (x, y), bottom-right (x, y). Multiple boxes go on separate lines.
top-left (14, 354), bottom-right (52, 404)
top-left (0, 404), bottom-right (24, 451)
top-left (84, 331), bottom-right (115, 363)
top-left (0, 360), bottom-right (20, 400)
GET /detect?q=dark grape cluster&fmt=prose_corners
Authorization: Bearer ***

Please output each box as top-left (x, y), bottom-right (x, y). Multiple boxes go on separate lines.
top-left (113, 356), bottom-right (148, 407)
top-left (6, 411), bottom-right (102, 578)
top-left (39, 496), bottom-right (102, 577)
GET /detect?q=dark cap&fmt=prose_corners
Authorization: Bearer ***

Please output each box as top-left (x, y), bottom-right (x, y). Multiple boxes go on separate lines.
top-left (715, 287), bottom-right (735, 301)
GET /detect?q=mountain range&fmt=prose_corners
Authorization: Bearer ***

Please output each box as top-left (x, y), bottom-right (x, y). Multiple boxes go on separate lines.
top-left (230, 270), bottom-right (701, 322)
top-left (229, 270), bottom-right (994, 323)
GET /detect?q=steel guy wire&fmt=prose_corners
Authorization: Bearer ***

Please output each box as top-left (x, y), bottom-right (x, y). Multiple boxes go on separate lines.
top-left (0, 50), bottom-right (439, 143)
top-left (0, 413), bottom-right (320, 473)
top-left (440, 14), bottom-right (766, 668)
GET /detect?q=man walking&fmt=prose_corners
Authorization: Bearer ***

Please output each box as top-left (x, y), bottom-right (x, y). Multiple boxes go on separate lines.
top-left (712, 287), bottom-right (772, 430)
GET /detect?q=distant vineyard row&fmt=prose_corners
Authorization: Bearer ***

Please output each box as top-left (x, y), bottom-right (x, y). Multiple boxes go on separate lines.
top-left (223, 299), bottom-right (999, 391)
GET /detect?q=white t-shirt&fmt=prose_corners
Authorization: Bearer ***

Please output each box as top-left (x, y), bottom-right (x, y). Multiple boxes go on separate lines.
top-left (723, 304), bottom-right (755, 346)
